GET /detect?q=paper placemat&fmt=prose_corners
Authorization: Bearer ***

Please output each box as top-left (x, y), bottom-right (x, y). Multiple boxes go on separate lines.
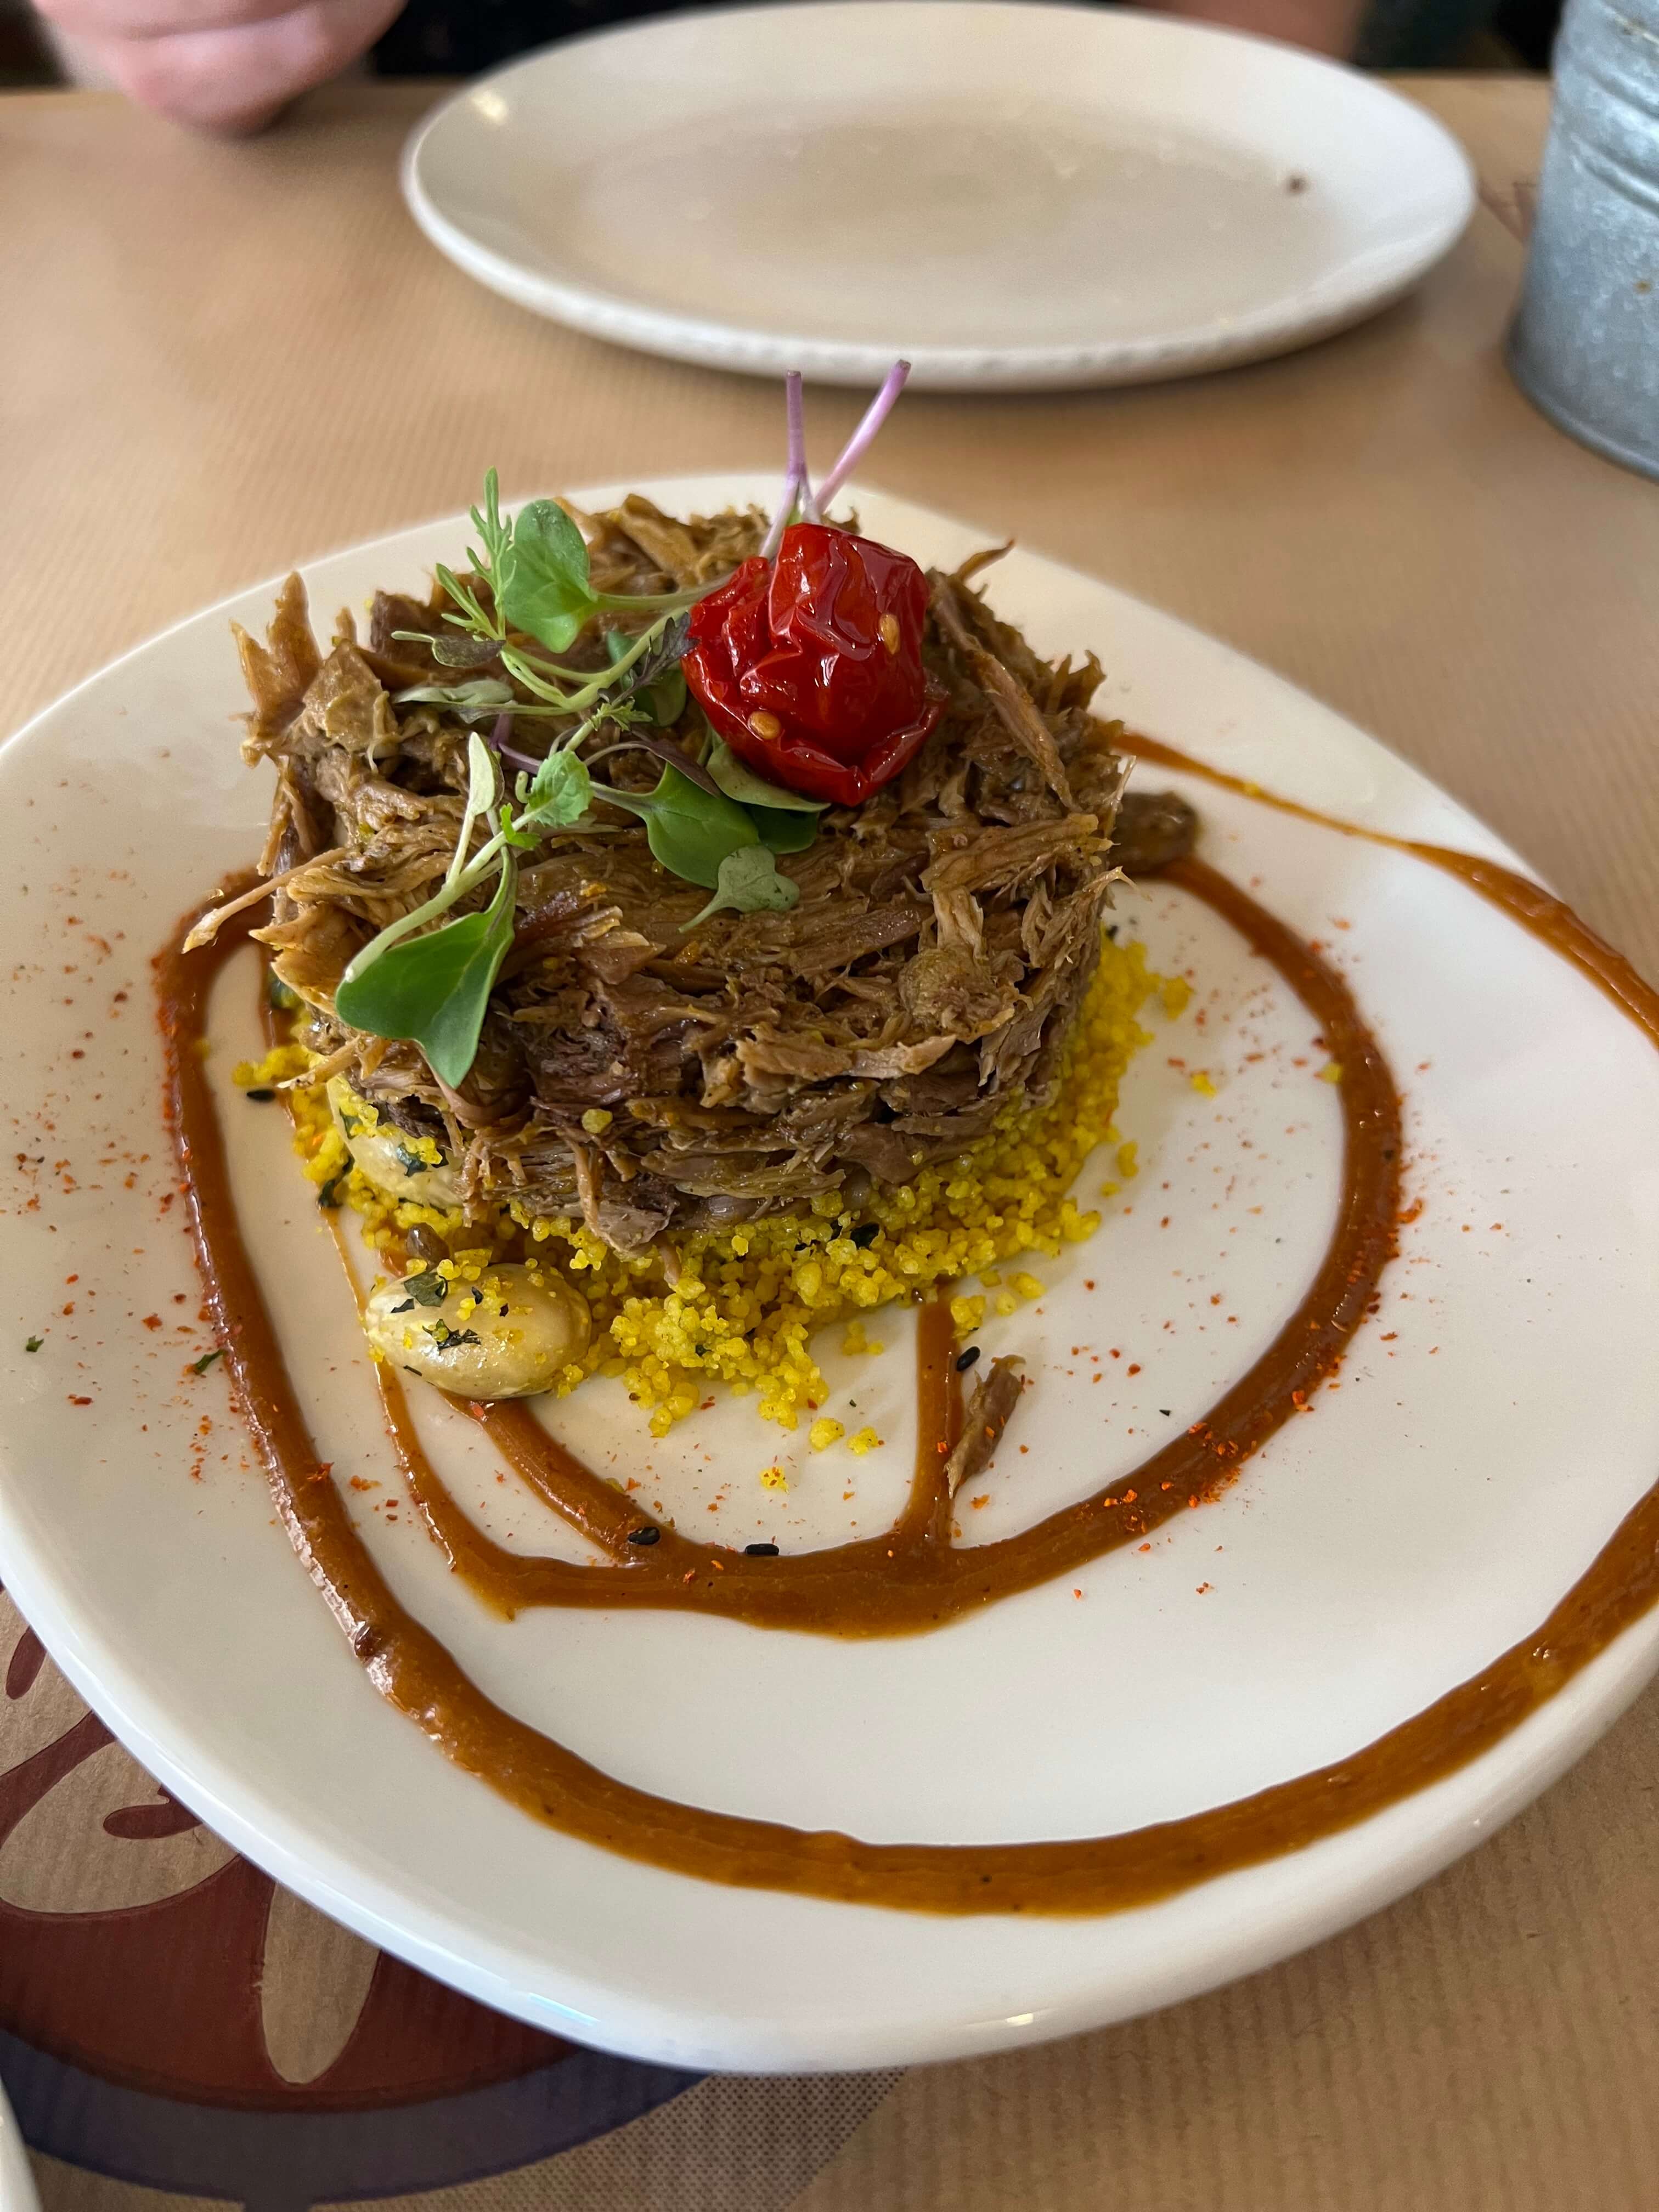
top-left (4, 72), bottom-right (1659, 2212)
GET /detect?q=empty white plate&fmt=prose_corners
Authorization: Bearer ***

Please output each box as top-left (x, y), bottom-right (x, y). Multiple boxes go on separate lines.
top-left (402, 2), bottom-right (1476, 389)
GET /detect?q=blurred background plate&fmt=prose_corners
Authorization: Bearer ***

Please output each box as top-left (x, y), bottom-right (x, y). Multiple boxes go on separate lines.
top-left (401, 0), bottom-right (1476, 390)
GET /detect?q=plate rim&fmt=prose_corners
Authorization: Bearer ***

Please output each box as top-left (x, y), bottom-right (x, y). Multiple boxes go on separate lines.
top-left (0, 2076), bottom-right (39, 2212)
top-left (1, 477), bottom-right (1656, 2074)
top-left (398, 0), bottom-right (1477, 391)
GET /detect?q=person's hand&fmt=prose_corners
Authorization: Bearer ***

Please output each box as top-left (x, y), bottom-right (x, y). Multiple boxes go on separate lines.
top-left (38, 0), bottom-right (407, 134)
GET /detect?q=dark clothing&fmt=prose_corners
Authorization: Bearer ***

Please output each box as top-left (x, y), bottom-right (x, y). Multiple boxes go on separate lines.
top-left (373, 0), bottom-right (1503, 80)
top-left (374, 0), bottom-right (752, 75)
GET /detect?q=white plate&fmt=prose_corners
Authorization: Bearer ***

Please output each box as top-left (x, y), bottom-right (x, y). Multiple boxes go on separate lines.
top-left (2, 480), bottom-right (1657, 2073)
top-left (0, 2079), bottom-right (38, 2212)
top-left (401, 3), bottom-right (1475, 390)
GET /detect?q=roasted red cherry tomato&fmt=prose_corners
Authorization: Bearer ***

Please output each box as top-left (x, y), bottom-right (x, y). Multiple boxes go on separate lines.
top-left (683, 522), bottom-right (946, 806)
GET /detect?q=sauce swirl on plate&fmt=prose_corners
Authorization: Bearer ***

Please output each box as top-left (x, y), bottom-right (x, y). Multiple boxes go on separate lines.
top-left (154, 745), bottom-right (1659, 1914)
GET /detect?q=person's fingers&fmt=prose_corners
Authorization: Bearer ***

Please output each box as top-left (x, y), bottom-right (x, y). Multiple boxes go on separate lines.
top-left (43, 0), bottom-right (302, 41)
top-left (74, 0), bottom-right (404, 132)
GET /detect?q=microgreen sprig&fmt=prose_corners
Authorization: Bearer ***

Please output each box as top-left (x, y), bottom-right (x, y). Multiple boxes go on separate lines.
top-left (334, 733), bottom-right (524, 1084)
top-left (332, 692), bottom-right (802, 1081)
top-left (396, 471), bottom-right (708, 720)
top-left (333, 404), bottom-right (947, 1086)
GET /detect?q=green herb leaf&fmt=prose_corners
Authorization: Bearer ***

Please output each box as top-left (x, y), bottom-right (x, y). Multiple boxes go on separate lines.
top-left (597, 766), bottom-right (758, 888)
top-left (451, 732), bottom-right (500, 883)
top-left (498, 803), bottom-right (540, 852)
top-left (748, 805), bottom-right (820, 856)
top-left (334, 853), bottom-right (518, 1088)
top-left (393, 676), bottom-right (516, 720)
top-left (189, 1349), bottom-right (223, 1375)
top-left (404, 1269), bottom-right (450, 1308)
top-left (392, 629), bottom-right (503, 670)
top-left (467, 469), bottom-right (512, 582)
top-left (518, 747), bottom-right (593, 832)
top-left (24, 1335), bottom-right (42, 1353)
top-left (704, 735), bottom-right (827, 814)
top-left (644, 667), bottom-right (687, 725)
top-left (432, 565), bottom-right (498, 644)
top-left (498, 499), bottom-right (597, 654)
top-left (606, 617), bottom-right (689, 725)
top-left (428, 1322), bottom-right (481, 1348)
top-left (682, 844), bottom-right (801, 930)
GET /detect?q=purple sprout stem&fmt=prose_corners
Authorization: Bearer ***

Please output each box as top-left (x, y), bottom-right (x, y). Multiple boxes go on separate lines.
top-left (760, 370), bottom-right (812, 557)
top-left (812, 360), bottom-right (911, 517)
top-left (786, 368), bottom-right (808, 498)
top-left (586, 735), bottom-right (724, 798)
top-left (484, 709), bottom-right (544, 778)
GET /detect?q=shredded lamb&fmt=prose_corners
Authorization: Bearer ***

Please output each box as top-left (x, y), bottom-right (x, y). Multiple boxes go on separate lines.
top-left (223, 496), bottom-right (1194, 1256)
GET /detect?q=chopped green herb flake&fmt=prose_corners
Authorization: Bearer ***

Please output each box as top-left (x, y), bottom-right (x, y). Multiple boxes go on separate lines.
top-left (24, 1335), bottom-right (42, 1353)
top-left (190, 1350), bottom-right (223, 1375)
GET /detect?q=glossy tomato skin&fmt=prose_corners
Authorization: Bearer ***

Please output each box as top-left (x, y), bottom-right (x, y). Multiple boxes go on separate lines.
top-left (684, 523), bottom-right (945, 806)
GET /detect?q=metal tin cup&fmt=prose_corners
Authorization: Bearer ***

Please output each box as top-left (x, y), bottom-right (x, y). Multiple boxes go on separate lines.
top-left (1507, 0), bottom-right (1659, 481)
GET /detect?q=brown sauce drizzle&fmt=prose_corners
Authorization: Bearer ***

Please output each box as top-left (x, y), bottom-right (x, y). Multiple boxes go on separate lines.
top-left (336, 853), bottom-right (1403, 1640)
top-left (1125, 735), bottom-right (1659, 1048)
top-left (156, 747), bottom-right (1659, 1914)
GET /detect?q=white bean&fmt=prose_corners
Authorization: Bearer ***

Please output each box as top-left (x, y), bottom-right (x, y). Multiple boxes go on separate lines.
top-left (328, 1078), bottom-right (461, 1210)
top-left (363, 1262), bottom-right (590, 1400)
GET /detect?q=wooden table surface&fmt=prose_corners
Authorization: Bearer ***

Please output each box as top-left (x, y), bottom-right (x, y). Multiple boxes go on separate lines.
top-left (4, 71), bottom-right (1659, 2212)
